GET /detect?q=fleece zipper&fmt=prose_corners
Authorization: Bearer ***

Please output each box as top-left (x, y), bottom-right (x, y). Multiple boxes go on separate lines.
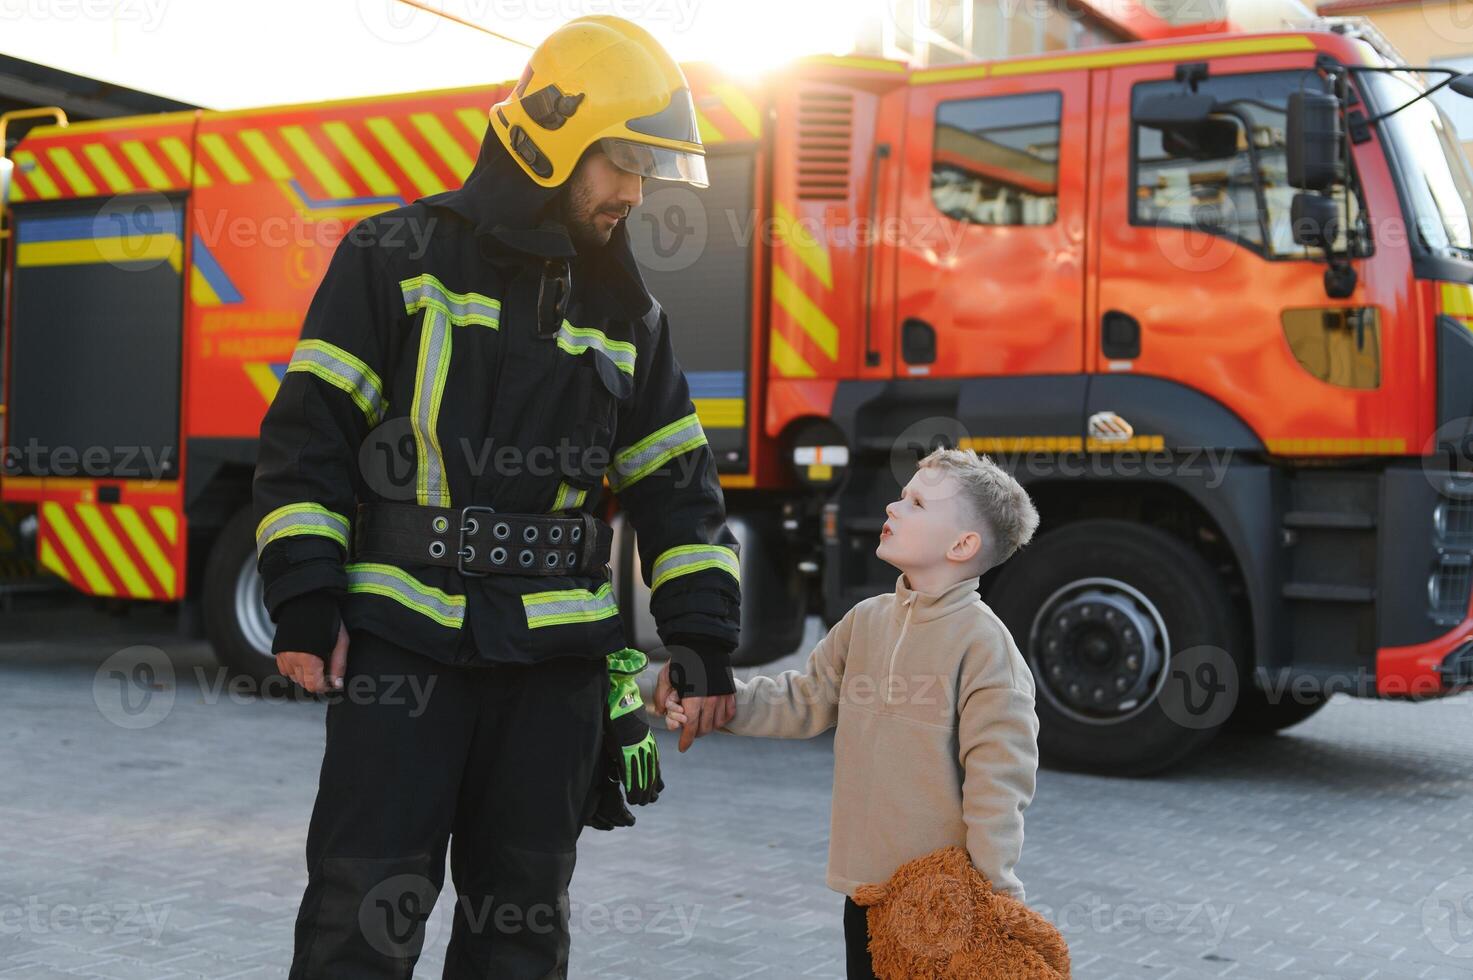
top-left (884, 600), bottom-right (916, 704)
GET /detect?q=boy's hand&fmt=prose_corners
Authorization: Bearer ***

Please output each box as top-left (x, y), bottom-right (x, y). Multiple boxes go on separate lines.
top-left (662, 694), bottom-right (688, 730)
top-left (651, 661), bottom-right (735, 752)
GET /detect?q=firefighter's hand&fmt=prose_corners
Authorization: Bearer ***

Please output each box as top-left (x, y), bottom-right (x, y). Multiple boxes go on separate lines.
top-left (653, 662), bottom-right (734, 752)
top-left (277, 624), bottom-right (349, 693)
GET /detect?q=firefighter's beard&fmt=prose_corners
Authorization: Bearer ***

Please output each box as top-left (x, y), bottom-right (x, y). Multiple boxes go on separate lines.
top-left (552, 179), bottom-right (629, 251)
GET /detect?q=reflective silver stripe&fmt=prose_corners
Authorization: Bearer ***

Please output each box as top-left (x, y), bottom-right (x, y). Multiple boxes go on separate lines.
top-left (549, 481), bottom-right (587, 512)
top-left (609, 412), bottom-right (708, 494)
top-left (286, 339), bottom-right (385, 424)
top-left (345, 562), bottom-right (465, 628)
top-left (411, 306), bottom-right (452, 507)
top-left (400, 273), bottom-right (500, 328)
top-left (255, 503), bottom-right (350, 557)
top-left (522, 582), bottom-right (618, 629)
top-left (555, 321), bottom-right (636, 376)
top-left (651, 544), bottom-right (740, 591)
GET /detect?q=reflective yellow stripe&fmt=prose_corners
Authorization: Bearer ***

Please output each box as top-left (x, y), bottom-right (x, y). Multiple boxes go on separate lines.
top-left (366, 117), bottom-right (447, 196)
top-left (120, 140), bottom-right (174, 190)
top-left (238, 129), bottom-right (294, 180)
top-left (401, 273), bottom-right (501, 327)
top-left (114, 504), bottom-right (176, 596)
top-left (346, 562), bottom-right (465, 628)
top-left (523, 582), bottom-right (618, 629)
top-left (913, 35), bottom-right (1317, 84)
top-left (159, 136), bottom-right (208, 186)
top-left (150, 506), bottom-right (178, 545)
top-left (774, 202), bottom-right (832, 290)
top-left (287, 338), bottom-right (386, 424)
top-left (323, 121), bottom-right (398, 196)
top-left (769, 329), bottom-right (816, 378)
top-left (411, 308), bottom-right (453, 507)
top-left (46, 147), bottom-right (97, 196)
top-left (455, 107), bottom-right (489, 143)
top-left (82, 144), bottom-right (134, 193)
top-left (411, 112), bottom-right (474, 179)
top-left (280, 125), bottom-right (353, 198)
top-left (651, 544), bottom-right (740, 591)
top-left (772, 266), bottom-right (839, 360)
top-left (610, 413), bottom-right (708, 494)
top-left (13, 151), bottom-right (60, 198)
top-left (199, 132), bottom-right (252, 184)
top-left (549, 481), bottom-right (588, 512)
top-left (76, 503), bottom-right (150, 598)
top-left (255, 503), bottom-right (350, 555)
top-left (42, 502), bottom-right (112, 595)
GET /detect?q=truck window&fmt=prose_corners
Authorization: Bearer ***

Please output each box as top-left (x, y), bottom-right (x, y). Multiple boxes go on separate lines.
top-left (1131, 70), bottom-right (1368, 259)
top-left (932, 91), bottom-right (1061, 226)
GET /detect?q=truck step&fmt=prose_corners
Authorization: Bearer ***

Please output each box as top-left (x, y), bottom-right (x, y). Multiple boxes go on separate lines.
top-left (1282, 510), bottom-right (1376, 530)
top-left (1282, 582), bottom-right (1376, 603)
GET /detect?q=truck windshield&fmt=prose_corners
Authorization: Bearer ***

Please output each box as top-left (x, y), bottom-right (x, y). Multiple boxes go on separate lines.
top-left (1365, 69), bottom-right (1473, 260)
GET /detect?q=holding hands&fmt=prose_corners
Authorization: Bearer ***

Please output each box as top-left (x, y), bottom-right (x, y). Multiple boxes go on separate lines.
top-left (650, 660), bottom-right (736, 752)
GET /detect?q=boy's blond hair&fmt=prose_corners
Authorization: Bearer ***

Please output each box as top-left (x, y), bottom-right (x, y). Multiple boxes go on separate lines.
top-left (916, 447), bottom-right (1040, 571)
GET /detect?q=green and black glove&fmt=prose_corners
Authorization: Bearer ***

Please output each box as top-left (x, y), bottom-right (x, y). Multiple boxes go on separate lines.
top-left (606, 647), bottom-right (663, 806)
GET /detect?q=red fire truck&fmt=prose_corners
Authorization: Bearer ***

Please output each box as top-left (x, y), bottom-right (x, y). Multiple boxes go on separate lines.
top-left (4, 19), bottom-right (1471, 772)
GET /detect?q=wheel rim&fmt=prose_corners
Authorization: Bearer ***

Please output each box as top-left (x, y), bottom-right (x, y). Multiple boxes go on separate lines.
top-left (1027, 577), bottom-right (1171, 725)
top-left (233, 552), bottom-right (276, 661)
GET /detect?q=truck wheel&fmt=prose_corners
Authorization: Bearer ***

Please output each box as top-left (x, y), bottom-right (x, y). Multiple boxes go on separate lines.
top-left (986, 519), bottom-right (1243, 775)
top-left (1226, 690), bottom-right (1327, 734)
top-left (203, 506), bottom-right (283, 687)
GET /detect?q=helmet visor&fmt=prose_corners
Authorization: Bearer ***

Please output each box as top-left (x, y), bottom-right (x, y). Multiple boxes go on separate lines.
top-left (600, 137), bottom-right (709, 188)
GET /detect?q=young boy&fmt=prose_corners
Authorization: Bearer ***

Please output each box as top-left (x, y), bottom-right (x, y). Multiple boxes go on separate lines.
top-left (654, 447), bottom-right (1042, 979)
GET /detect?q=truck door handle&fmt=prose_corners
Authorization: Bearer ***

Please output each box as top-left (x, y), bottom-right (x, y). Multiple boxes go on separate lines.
top-left (1101, 310), bottom-right (1140, 360)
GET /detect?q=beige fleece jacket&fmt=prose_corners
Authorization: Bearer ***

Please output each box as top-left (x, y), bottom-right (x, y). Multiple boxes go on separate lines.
top-left (724, 571), bottom-right (1039, 901)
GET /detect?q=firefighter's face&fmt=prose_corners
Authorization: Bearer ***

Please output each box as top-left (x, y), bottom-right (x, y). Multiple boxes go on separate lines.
top-left (876, 470), bottom-right (985, 573)
top-left (562, 148), bottom-right (644, 249)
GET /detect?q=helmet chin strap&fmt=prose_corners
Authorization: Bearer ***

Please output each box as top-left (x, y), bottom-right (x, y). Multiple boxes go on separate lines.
top-left (535, 257), bottom-right (572, 339)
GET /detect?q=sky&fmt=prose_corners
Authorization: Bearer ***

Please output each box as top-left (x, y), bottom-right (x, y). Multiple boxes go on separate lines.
top-left (0, 0), bottom-right (861, 110)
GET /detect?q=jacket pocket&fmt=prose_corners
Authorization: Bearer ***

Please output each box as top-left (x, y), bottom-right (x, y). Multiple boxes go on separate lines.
top-left (561, 349), bottom-right (632, 493)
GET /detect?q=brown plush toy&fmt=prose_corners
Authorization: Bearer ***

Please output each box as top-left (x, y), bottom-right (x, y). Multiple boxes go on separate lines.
top-left (851, 846), bottom-right (1070, 980)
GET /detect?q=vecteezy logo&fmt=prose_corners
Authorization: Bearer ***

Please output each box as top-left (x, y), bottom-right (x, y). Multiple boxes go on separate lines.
top-left (359, 873), bottom-right (441, 957)
top-left (359, 417), bottom-right (419, 502)
top-left (626, 185), bottom-right (708, 273)
top-left (1422, 874), bottom-right (1473, 958)
top-left (1157, 645), bottom-right (1238, 730)
top-left (889, 416), bottom-right (972, 493)
top-left (93, 645), bottom-right (176, 729)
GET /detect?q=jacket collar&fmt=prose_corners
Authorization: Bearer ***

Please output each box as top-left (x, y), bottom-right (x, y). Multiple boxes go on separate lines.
top-left (893, 572), bottom-right (982, 624)
top-left (421, 125), bottom-right (662, 333)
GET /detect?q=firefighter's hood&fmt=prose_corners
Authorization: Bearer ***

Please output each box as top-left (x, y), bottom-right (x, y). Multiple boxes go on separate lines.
top-left (423, 126), bottom-right (662, 332)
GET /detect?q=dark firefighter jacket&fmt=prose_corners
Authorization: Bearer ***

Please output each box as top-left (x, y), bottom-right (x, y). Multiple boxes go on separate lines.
top-left (250, 128), bottom-right (741, 693)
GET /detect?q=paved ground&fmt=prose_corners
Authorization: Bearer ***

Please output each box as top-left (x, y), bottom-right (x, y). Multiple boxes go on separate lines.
top-left (2, 596), bottom-right (1473, 979)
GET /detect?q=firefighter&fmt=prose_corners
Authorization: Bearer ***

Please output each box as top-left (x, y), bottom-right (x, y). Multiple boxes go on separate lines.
top-left (252, 16), bottom-right (741, 978)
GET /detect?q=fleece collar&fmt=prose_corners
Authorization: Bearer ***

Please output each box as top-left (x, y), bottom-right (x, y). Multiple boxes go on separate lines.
top-left (893, 572), bottom-right (982, 624)
top-left (421, 126), bottom-right (663, 333)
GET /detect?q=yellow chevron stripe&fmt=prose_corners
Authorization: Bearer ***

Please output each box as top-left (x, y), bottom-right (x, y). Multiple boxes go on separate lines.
top-left (38, 538), bottom-right (69, 584)
top-left (12, 151), bottom-right (60, 198)
top-left (454, 107), bottom-right (488, 143)
top-left (149, 506), bottom-right (178, 546)
top-left (1440, 282), bottom-right (1473, 317)
top-left (770, 329), bottom-right (816, 377)
top-left (693, 397), bottom-right (744, 429)
top-left (159, 136), bottom-right (208, 186)
top-left (76, 503), bottom-right (151, 598)
top-left (280, 125), bottom-right (353, 198)
top-left (6, 179), bottom-right (21, 202)
top-left (119, 140), bottom-right (174, 190)
top-left (694, 106), bottom-right (723, 145)
top-left (82, 144), bottom-right (135, 193)
top-left (771, 265), bottom-right (838, 360)
top-left (46, 147), bottom-right (98, 196)
top-left (199, 132), bottom-right (252, 184)
top-left (243, 361), bottom-right (284, 404)
top-left (323, 121), bottom-right (397, 196)
top-left (115, 504), bottom-right (176, 597)
top-left (366, 117), bottom-right (446, 196)
top-left (775, 201), bottom-right (832, 290)
top-left (43, 502), bottom-right (113, 595)
top-left (712, 82), bottom-right (762, 138)
top-left (411, 113), bottom-right (474, 180)
top-left (238, 129), bottom-right (293, 180)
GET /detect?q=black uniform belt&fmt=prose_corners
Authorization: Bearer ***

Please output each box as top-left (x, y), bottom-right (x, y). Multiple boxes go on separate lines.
top-left (353, 502), bottom-right (613, 578)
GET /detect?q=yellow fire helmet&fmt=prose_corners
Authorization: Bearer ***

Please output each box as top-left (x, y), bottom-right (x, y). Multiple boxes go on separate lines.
top-left (490, 16), bottom-right (709, 190)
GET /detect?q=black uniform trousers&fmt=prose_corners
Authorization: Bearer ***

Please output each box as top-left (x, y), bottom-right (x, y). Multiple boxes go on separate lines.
top-left (288, 628), bottom-right (606, 980)
top-left (844, 897), bottom-right (878, 980)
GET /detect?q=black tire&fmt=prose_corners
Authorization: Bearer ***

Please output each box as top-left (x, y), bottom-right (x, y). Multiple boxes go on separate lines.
top-left (202, 505), bottom-right (285, 687)
top-left (1226, 689), bottom-right (1327, 734)
top-left (986, 519), bottom-right (1244, 776)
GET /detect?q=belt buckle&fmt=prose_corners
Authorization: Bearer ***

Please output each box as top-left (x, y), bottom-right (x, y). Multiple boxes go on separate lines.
top-left (457, 505), bottom-right (496, 577)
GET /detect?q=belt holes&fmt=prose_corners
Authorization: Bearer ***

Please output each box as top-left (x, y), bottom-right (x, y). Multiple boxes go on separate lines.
top-left (493, 522), bottom-right (511, 540)
top-left (566, 551), bottom-right (577, 566)
top-left (432, 515), bottom-right (450, 533)
top-left (523, 525), bottom-right (539, 543)
top-left (570, 525), bottom-right (582, 543)
top-left (460, 545), bottom-right (476, 562)
top-left (519, 549), bottom-right (535, 567)
top-left (548, 525), bottom-right (563, 543)
top-left (428, 540), bottom-right (447, 558)
top-left (490, 547), bottom-right (507, 564)
top-left (546, 552), bottom-right (560, 567)
top-left (463, 517), bottom-right (480, 536)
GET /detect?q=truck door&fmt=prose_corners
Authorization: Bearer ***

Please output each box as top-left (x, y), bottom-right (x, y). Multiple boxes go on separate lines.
top-left (1092, 56), bottom-right (1411, 453)
top-left (894, 69), bottom-right (1089, 380)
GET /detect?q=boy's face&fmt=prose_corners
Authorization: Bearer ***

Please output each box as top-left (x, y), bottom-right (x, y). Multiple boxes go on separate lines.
top-left (876, 469), bottom-right (986, 574)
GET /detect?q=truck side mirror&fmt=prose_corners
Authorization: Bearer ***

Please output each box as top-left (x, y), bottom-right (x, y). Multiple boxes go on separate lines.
top-left (0, 158), bottom-right (11, 211)
top-left (1290, 192), bottom-right (1339, 249)
top-left (1448, 73), bottom-right (1473, 98)
top-left (1136, 92), bottom-right (1241, 161)
top-left (1286, 90), bottom-right (1345, 190)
